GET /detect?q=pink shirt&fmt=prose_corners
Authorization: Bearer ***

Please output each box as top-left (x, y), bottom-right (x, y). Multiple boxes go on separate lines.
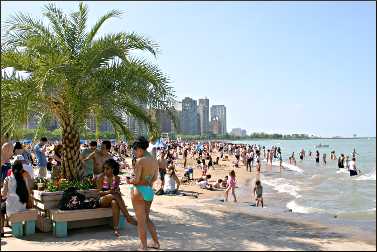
top-left (227, 176), bottom-right (236, 188)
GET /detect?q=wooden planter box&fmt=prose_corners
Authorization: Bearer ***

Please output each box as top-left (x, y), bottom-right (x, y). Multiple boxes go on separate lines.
top-left (32, 189), bottom-right (99, 232)
top-left (33, 189), bottom-right (99, 211)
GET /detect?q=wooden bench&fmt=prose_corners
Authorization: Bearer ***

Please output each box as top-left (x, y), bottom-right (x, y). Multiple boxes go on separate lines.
top-left (7, 209), bottom-right (38, 237)
top-left (50, 208), bottom-right (126, 237)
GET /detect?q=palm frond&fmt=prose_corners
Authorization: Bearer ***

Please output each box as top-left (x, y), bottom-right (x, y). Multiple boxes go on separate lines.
top-left (124, 32), bottom-right (160, 57)
top-left (84, 9), bottom-right (123, 47)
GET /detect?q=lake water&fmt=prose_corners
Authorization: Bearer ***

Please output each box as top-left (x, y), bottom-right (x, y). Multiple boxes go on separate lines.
top-left (226, 138), bottom-right (376, 226)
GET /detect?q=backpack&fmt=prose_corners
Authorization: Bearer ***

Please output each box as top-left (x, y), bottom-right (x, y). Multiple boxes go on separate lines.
top-left (59, 187), bottom-right (86, 210)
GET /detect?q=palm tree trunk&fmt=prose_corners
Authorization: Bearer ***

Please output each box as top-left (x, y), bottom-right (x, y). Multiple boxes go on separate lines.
top-left (61, 117), bottom-right (82, 180)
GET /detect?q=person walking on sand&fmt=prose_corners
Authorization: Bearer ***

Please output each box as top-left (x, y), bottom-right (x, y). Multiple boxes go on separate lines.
top-left (256, 159), bottom-right (261, 173)
top-left (323, 153), bottom-right (327, 165)
top-left (224, 170), bottom-right (237, 202)
top-left (246, 151), bottom-right (252, 172)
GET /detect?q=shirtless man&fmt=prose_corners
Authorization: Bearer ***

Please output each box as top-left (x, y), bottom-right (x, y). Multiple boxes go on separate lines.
top-left (83, 140), bottom-right (113, 176)
top-left (157, 151), bottom-right (168, 191)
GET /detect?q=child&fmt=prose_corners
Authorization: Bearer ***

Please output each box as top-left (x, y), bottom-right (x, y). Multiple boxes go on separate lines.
top-left (224, 170), bottom-right (237, 202)
top-left (197, 174), bottom-right (213, 190)
top-left (201, 162), bottom-right (208, 176)
top-left (213, 179), bottom-right (223, 189)
top-left (254, 180), bottom-right (263, 207)
top-left (221, 176), bottom-right (228, 188)
top-left (256, 159), bottom-right (261, 173)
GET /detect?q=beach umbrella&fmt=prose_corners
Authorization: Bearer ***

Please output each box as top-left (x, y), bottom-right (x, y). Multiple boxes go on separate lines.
top-left (22, 139), bottom-right (32, 144)
top-left (80, 140), bottom-right (86, 144)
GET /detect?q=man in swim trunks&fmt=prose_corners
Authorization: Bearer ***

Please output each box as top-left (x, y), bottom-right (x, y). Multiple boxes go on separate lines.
top-left (157, 151), bottom-right (168, 191)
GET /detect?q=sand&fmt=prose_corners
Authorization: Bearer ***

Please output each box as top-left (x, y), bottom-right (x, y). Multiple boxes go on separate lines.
top-left (1, 152), bottom-right (376, 251)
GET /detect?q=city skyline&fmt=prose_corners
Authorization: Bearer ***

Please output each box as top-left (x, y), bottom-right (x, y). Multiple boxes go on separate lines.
top-left (1, 1), bottom-right (376, 137)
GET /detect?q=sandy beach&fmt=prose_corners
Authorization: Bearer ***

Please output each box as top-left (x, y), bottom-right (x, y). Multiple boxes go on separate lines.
top-left (1, 153), bottom-right (376, 251)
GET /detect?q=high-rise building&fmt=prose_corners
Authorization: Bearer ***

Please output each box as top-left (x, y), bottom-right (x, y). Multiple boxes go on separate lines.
top-left (198, 97), bottom-right (210, 135)
top-left (210, 105), bottom-right (227, 135)
top-left (230, 128), bottom-right (247, 137)
top-left (155, 109), bottom-right (173, 133)
top-left (210, 116), bottom-right (221, 135)
top-left (26, 113), bottom-right (59, 131)
top-left (84, 115), bottom-right (114, 133)
top-left (181, 97), bottom-right (198, 135)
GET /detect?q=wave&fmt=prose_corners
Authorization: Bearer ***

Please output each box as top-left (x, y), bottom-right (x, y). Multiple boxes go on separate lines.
top-left (261, 177), bottom-right (301, 198)
top-left (355, 170), bottom-right (376, 181)
top-left (336, 168), bottom-right (348, 174)
top-left (279, 161), bottom-right (304, 173)
top-left (261, 159), bottom-right (303, 173)
top-left (286, 200), bottom-right (324, 214)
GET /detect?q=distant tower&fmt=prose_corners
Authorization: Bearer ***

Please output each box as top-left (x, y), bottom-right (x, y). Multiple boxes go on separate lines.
top-left (210, 105), bottom-right (227, 135)
top-left (198, 97), bottom-right (210, 135)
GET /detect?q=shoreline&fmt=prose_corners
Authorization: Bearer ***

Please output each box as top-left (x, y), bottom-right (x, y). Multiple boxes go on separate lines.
top-left (2, 151), bottom-right (376, 251)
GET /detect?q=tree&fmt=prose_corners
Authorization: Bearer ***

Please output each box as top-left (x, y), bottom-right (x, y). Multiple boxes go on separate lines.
top-left (1, 2), bottom-right (175, 179)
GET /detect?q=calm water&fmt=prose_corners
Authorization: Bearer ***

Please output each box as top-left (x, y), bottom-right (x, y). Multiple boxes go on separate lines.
top-left (227, 138), bottom-right (376, 223)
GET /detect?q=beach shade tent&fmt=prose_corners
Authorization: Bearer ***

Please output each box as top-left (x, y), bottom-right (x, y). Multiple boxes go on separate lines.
top-left (196, 144), bottom-right (204, 151)
top-left (147, 138), bottom-right (166, 153)
top-left (154, 138), bottom-right (166, 148)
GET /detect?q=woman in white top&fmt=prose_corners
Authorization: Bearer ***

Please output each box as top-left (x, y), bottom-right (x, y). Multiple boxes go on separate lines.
top-left (348, 157), bottom-right (358, 176)
top-left (163, 165), bottom-right (180, 194)
top-left (1, 160), bottom-right (31, 236)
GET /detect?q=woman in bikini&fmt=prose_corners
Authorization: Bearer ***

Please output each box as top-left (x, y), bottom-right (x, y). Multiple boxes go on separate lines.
top-left (96, 159), bottom-right (137, 237)
top-left (127, 137), bottom-right (160, 250)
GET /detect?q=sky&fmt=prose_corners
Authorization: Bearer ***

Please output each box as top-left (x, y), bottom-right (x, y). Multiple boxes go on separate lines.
top-left (1, 1), bottom-right (376, 137)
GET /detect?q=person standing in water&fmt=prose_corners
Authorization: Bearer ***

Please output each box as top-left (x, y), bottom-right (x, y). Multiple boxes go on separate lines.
top-left (315, 150), bottom-right (320, 163)
top-left (277, 148), bottom-right (283, 172)
top-left (299, 149), bottom-right (305, 161)
top-left (322, 153), bottom-right (327, 165)
top-left (345, 156), bottom-right (350, 170)
top-left (348, 157), bottom-right (358, 176)
top-left (338, 154), bottom-right (345, 168)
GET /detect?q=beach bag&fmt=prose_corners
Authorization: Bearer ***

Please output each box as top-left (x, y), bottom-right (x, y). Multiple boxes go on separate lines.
top-left (82, 197), bottom-right (100, 209)
top-left (59, 187), bottom-right (85, 210)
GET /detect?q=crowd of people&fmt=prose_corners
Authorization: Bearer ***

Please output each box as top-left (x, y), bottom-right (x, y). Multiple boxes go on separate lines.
top-left (0, 134), bottom-right (361, 247)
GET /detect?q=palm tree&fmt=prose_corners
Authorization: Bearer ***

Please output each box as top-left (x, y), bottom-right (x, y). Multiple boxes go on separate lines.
top-left (1, 2), bottom-right (175, 179)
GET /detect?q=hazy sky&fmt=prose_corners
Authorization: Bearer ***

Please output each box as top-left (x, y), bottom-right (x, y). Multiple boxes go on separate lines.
top-left (2, 1), bottom-right (376, 137)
